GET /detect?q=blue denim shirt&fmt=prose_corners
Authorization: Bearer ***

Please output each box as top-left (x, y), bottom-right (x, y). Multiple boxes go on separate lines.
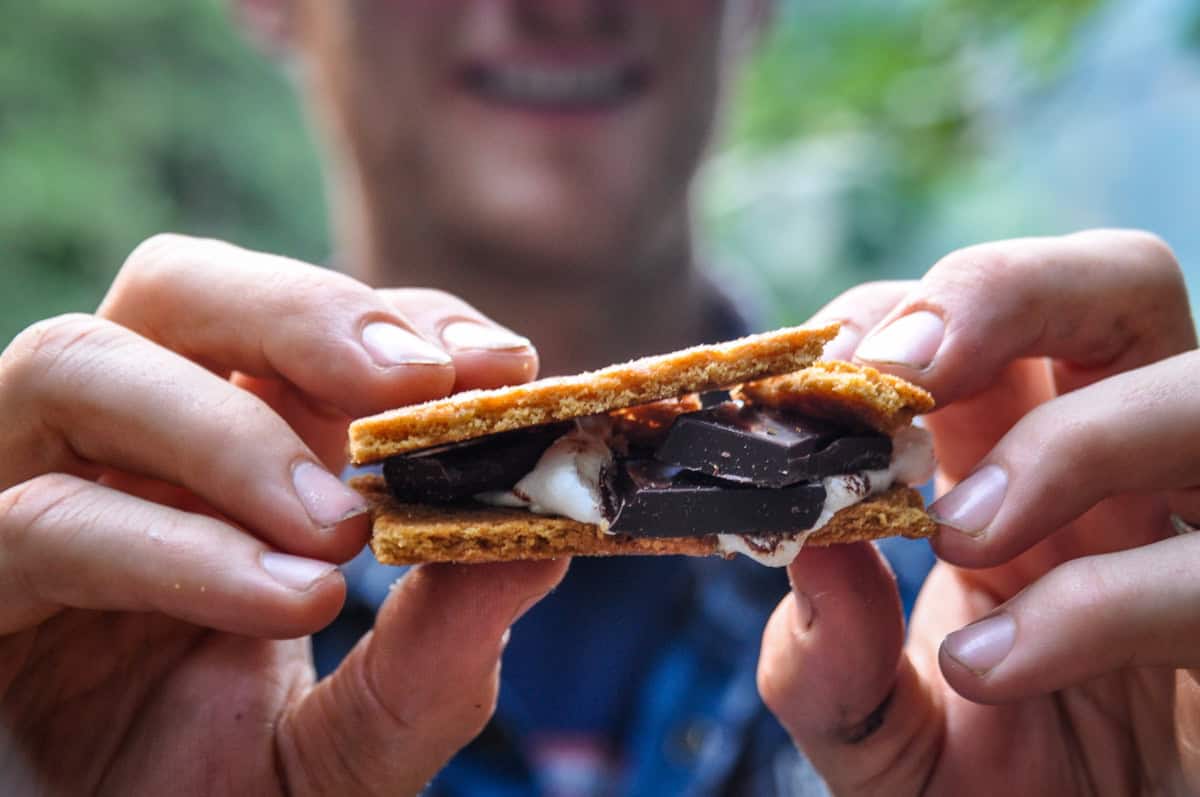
top-left (316, 533), bottom-right (933, 796)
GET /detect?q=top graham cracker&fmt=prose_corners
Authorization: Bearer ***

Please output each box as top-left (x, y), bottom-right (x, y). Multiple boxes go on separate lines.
top-left (349, 322), bottom-right (839, 464)
top-left (734, 360), bottom-right (935, 435)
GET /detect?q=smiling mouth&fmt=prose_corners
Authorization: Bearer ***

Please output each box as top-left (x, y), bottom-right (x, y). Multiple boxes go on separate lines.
top-left (461, 62), bottom-right (649, 111)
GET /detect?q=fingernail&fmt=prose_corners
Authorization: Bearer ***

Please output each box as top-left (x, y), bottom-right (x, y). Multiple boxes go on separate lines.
top-left (293, 461), bottom-right (369, 530)
top-left (929, 464), bottom-right (1007, 537)
top-left (362, 322), bottom-right (452, 367)
top-left (440, 320), bottom-right (532, 352)
top-left (855, 311), bottom-right (945, 370)
top-left (943, 613), bottom-right (1015, 675)
top-left (261, 551), bottom-right (337, 591)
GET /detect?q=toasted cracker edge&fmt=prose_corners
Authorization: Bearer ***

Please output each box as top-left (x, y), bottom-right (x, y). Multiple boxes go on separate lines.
top-left (349, 322), bottom-right (839, 464)
top-left (734, 360), bottom-right (936, 434)
top-left (352, 475), bottom-right (934, 565)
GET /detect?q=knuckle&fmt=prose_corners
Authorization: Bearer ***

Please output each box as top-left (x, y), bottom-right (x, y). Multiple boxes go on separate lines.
top-left (0, 474), bottom-right (89, 559)
top-left (1041, 556), bottom-right (1115, 616)
top-left (1033, 407), bottom-right (1113, 478)
top-left (1127, 230), bottom-right (1188, 301)
top-left (1125, 229), bottom-right (1180, 273)
top-left (107, 233), bottom-right (198, 311)
top-left (1107, 230), bottom-right (1194, 352)
top-left (1, 314), bottom-right (112, 394)
top-left (267, 264), bottom-right (376, 325)
top-left (930, 243), bottom-right (1014, 297)
top-left (122, 232), bottom-right (195, 273)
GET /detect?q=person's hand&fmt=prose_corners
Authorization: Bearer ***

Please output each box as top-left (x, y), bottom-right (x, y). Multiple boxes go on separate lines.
top-left (0, 234), bottom-right (567, 795)
top-left (757, 229), bottom-right (1200, 794)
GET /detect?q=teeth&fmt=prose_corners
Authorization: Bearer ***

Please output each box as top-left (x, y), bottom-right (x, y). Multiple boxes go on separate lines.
top-left (477, 64), bottom-right (635, 107)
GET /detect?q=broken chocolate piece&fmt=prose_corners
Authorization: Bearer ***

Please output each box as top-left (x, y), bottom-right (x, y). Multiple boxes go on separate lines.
top-left (603, 459), bottom-right (826, 537)
top-left (384, 422), bottom-right (570, 503)
top-left (654, 403), bottom-right (891, 488)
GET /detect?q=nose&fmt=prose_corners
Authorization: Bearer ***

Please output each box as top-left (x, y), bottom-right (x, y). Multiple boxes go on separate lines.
top-left (515, 0), bottom-right (627, 39)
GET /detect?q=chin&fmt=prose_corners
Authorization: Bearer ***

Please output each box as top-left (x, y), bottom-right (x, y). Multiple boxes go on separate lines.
top-left (440, 181), bottom-right (646, 279)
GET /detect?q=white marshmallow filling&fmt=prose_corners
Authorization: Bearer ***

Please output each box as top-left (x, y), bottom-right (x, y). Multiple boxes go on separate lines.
top-left (476, 419), bottom-right (935, 567)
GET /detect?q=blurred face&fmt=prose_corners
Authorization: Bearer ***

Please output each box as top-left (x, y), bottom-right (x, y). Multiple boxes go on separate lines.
top-left (290, 0), bottom-right (755, 278)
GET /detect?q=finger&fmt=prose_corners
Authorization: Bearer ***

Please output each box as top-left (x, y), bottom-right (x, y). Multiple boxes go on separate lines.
top-left (809, 280), bottom-right (1056, 481)
top-left (0, 474), bottom-right (344, 636)
top-left (229, 289), bottom-right (547, 473)
top-left (930, 352), bottom-right (1200, 566)
top-left (939, 533), bottom-right (1200, 703)
top-left (808, 280), bottom-right (1057, 489)
top-left (382, 288), bottom-right (539, 391)
top-left (0, 314), bottom-right (368, 561)
top-left (758, 543), bottom-right (944, 795)
top-left (98, 234), bottom-right (460, 417)
top-left (233, 374), bottom-right (351, 473)
top-left (277, 558), bottom-right (570, 796)
top-left (928, 357), bottom-right (1055, 482)
top-left (807, 280), bottom-right (913, 361)
top-left (852, 229), bottom-right (1196, 402)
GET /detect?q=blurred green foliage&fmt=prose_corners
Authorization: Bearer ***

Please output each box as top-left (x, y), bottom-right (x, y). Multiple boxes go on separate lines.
top-left (717, 0), bottom-right (1102, 321)
top-left (0, 0), bottom-right (326, 345)
top-left (737, 0), bottom-right (1100, 171)
top-left (0, 0), bottom-right (1104, 345)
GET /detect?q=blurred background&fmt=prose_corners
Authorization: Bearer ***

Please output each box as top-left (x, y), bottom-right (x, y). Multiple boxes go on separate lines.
top-left (2, 0), bottom-right (1199, 345)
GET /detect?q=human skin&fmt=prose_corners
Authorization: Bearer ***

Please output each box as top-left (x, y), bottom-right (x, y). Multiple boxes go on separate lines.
top-left (279, 0), bottom-right (765, 374)
top-left (0, 236), bottom-right (566, 795)
top-left (759, 229), bottom-right (1200, 795)
top-left (0, 1), bottom-right (765, 793)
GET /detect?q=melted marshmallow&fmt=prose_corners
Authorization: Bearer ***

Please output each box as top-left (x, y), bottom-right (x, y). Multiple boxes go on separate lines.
top-left (715, 425), bottom-right (935, 566)
top-left (476, 424), bottom-right (613, 528)
top-left (477, 421), bottom-right (936, 568)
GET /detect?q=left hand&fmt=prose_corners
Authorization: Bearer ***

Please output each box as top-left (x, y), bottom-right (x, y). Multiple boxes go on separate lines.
top-left (758, 229), bottom-right (1200, 794)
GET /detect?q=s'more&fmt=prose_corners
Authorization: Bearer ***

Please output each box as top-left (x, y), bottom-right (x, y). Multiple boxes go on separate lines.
top-left (348, 322), bottom-right (937, 567)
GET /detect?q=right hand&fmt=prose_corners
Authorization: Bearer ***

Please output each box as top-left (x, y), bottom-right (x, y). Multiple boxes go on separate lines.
top-left (759, 230), bottom-right (1200, 794)
top-left (0, 234), bottom-right (568, 795)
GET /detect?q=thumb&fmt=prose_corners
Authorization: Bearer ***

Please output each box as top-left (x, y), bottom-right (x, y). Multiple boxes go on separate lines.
top-left (758, 544), bottom-right (942, 795)
top-left (277, 558), bottom-right (570, 795)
